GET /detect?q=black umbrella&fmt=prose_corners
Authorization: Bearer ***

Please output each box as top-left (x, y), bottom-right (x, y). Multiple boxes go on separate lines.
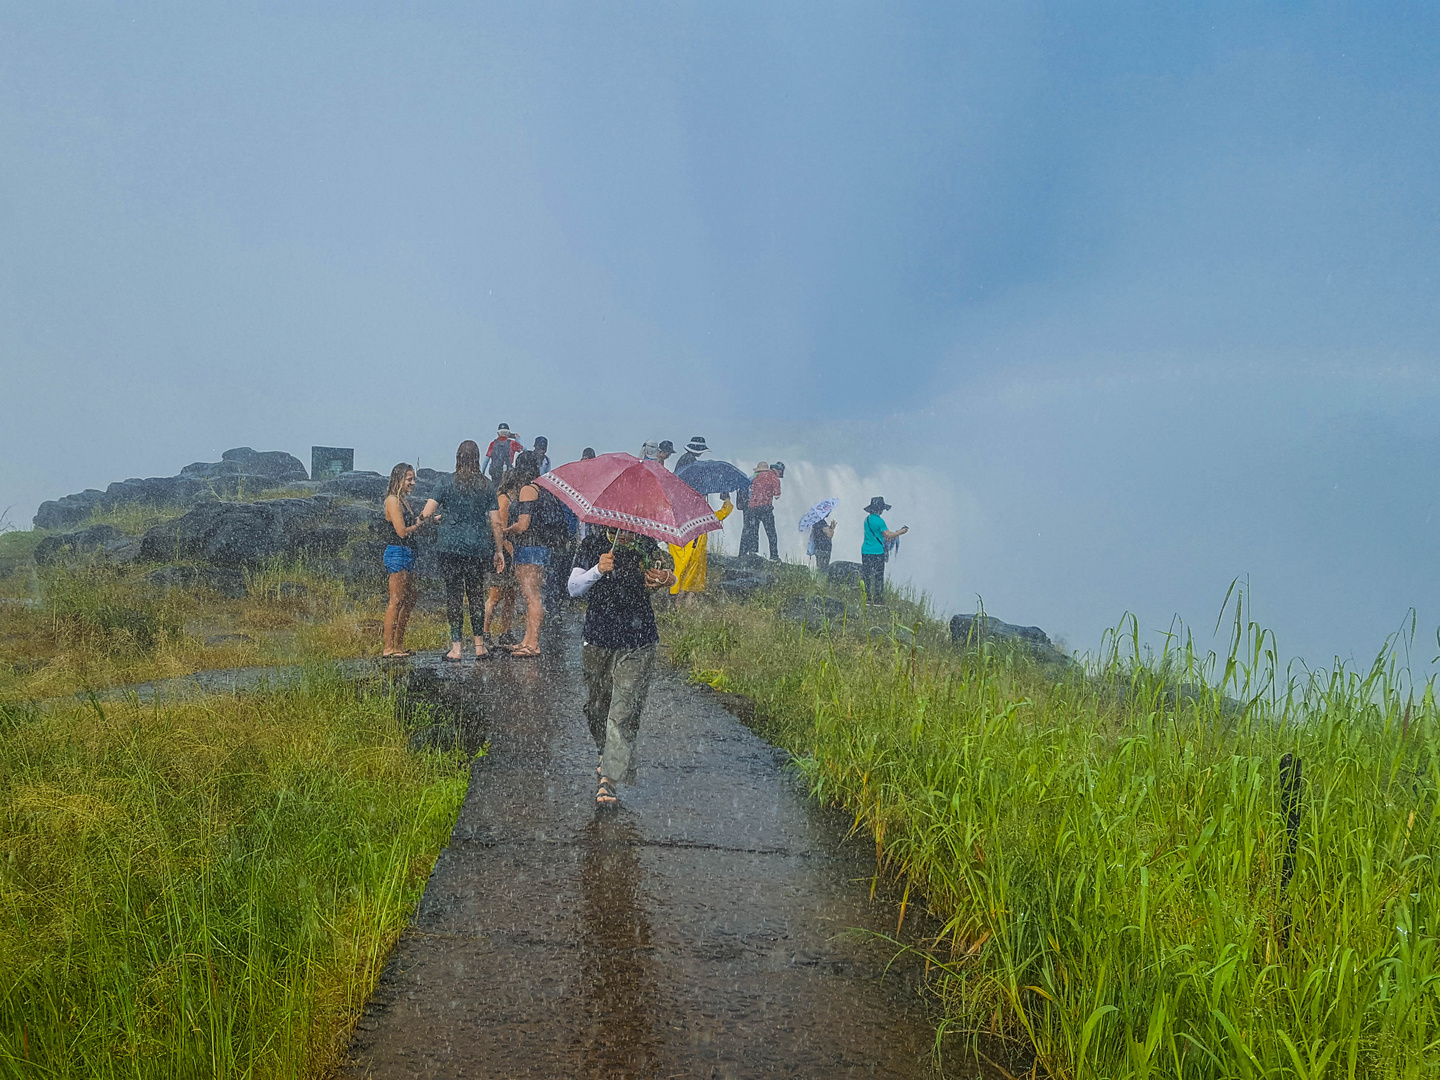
top-left (676, 459), bottom-right (750, 496)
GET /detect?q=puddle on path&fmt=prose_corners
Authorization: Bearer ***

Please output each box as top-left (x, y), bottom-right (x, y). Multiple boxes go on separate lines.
top-left (347, 616), bottom-right (987, 1079)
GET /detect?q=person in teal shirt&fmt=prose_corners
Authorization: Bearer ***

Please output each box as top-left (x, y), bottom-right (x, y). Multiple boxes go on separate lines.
top-left (422, 441), bottom-right (505, 659)
top-left (861, 496), bottom-right (908, 602)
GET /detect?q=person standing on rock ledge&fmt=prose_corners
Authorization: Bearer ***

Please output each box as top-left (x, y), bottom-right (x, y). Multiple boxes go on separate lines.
top-left (422, 441), bottom-right (506, 661)
top-left (382, 463), bottom-right (429, 657)
top-left (861, 496), bottom-right (907, 603)
top-left (740, 462), bottom-right (782, 560)
top-left (569, 528), bottom-right (677, 807)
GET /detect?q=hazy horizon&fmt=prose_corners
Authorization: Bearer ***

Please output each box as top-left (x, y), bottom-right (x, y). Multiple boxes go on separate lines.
top-left (5, 3), bottom-right (1439, 672)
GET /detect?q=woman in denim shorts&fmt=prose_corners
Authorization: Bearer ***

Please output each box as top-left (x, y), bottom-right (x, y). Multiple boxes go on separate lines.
top-left (503, 451), bottom-right (548, 657)
top-left (382, 463), bottom-right (427, 656)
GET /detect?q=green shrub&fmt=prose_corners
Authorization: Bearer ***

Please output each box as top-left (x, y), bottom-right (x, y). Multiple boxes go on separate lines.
top-left (0, 671), bottom-right (469, 1078)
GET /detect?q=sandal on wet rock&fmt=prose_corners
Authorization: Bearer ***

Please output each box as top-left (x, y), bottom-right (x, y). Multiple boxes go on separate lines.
top-left (509, 645), bottom-right (541, 658)
top-left (596, 777), bottom-right (618, 808)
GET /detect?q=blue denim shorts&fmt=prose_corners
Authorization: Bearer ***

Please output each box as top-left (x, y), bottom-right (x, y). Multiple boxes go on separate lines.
top-left (513, 545), bottom-right (550, 566)
top-left (383, 545), bottom-right (416, 573)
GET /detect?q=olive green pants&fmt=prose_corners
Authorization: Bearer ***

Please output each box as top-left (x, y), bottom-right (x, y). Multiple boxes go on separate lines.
top-left (582, 642), bottom-right (656, 784)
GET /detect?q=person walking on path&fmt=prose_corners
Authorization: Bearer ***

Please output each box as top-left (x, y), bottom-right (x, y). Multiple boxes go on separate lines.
top-left (533, 436), bottom-right (551, 474)
top-left (569, 527), bottom-right (676, 806)
top-left (422, 441), bottom-right (505, 660)
top-left (740, 462), bottom-right (782, 560)
top-left (484, 472), bottom-right (521, 647)
top-left (382, 462), bottom-right (428, 657)
top-left (861, 496), bottom-right (908, 603)
top-left (810, 517), bottom-right (837, 572)
top-left (669, 494), bottom-right (733, 602)
top-left (486, 424), bottom-right (523, 486)
top-left (502, 451), bottom-right (548, 657)
top-left (674, 436), bottom-right (709, 474)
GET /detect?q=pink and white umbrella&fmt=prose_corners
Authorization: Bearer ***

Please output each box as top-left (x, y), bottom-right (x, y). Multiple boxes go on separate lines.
top-left (537, 453), bottom-right (721, 547)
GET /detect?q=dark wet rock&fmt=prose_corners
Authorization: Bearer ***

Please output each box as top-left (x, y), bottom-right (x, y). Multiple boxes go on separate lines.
top-left (34, 448), bottom-right (310, 528)
top-left (320, 470), bottom-right (388, 501)
top-left (786, 595), bottom-right (855, 632)
top-left (33, 524), bottom-right (122, 565)
top-left (392, 656), bottom-right (488, 755)
top-left (147, 565), bottom-right (248, 599)
top-left (135, 497), bottom-right (347, 568)
top-left (99, 537), bottom-right (143, 564)
top-left (326, 503), bottom-right (385, 530)
top-left (103, 475), bottom-right (211, 507)
top-left (825, 560), bottom-right (864, 586)
top-left (950, 612), bottom-right (1052, 648)
top-left (33, 489), bottom-right (106, 529)
top-left (141, 503), bottom-right (285, 566)
top-left (298, 526), bottom-right (352, 557)
top-left (706, 552), bottom-right (778, 597)
top-left (179, 447), bottom-right (309, 483)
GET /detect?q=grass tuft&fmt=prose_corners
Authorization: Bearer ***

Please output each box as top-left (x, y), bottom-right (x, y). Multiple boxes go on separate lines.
top-left (663, 574), bottom-right (1440, 1079)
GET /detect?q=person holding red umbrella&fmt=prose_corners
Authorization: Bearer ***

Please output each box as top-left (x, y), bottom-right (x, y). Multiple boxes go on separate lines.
top-left (546, 452), bottom-right (719, 807)
top-left (568, 526), bottom-right (676, 806)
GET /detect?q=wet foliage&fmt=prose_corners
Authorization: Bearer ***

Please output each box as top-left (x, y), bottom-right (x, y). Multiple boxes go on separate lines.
top-left (664, 578), bottom-right (1440, 1079)
top-left (0, 672), bottom-right (469, 1077)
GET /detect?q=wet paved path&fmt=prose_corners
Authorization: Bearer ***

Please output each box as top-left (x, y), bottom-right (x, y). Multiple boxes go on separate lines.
top-left (345, 616), bottom-right (959, 1079)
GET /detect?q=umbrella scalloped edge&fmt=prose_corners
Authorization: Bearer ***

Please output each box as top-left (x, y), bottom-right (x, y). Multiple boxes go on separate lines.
top-left (539, 471), bottom-right (720, 546)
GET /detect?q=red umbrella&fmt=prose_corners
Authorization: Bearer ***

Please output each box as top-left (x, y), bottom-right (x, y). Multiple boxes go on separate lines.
top-left (537, 453), bottom-right (722, 547)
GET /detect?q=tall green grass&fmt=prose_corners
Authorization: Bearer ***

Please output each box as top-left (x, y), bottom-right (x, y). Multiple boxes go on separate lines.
top-left (664, 580), bottom-right (1440, 1079)
top-left (0, 671), bottom-right (469, 1078)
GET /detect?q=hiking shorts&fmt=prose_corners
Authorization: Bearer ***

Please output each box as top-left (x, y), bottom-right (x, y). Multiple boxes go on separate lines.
top-left (513, 545), bottom-right (550, 566)
top-left (383, 545), bottom-right (416, 574)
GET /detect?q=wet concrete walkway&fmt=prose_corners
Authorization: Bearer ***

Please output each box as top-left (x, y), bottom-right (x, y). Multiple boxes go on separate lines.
top-left (345, 616), bottom-right (961, 1079)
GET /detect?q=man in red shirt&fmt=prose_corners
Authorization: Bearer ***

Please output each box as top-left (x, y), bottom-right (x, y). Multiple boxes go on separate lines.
top-left (740, 461), bottom-right (782, 560)
top-left (485, 424), bottom-right (523, 485)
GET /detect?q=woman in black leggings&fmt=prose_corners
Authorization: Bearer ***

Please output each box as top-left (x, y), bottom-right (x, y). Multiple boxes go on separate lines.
top-left (422, 440), bottom-right (505, 660)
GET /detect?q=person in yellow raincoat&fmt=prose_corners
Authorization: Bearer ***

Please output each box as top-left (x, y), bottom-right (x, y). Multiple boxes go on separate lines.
top-left (670, 496), bottom-right (733, 600)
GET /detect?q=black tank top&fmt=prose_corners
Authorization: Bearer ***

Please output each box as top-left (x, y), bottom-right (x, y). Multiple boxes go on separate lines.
top-left (395, 498), bottom-right (418, 551)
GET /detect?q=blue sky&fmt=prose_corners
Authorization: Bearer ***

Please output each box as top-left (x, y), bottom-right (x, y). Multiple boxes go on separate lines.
top-left (3, 3), bottom-right (1439, 669)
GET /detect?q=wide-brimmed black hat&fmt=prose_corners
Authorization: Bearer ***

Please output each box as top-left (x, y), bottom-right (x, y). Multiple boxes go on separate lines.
top-left (686, 436), bottom-right (709, 453)
top-left (770, 460), bottom-right (786, 476)
top-left (865, 497), bottom-right (891, 514)
top-left (658, 440), bottom-right (675, 454)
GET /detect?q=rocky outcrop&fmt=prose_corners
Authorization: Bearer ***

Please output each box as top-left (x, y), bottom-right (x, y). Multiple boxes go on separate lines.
top-left (33, 524), bottom-right (123, 565)
top-left (34, 447), bottom-right (311, 529)
top-left (179, 447), bottom-right (309, 484)
top-left (708, 553), bottom-right (780, 597)
top-left (949, 613), bottom-right (1053, 648)
top-left (319, 471), bottom-right (389, 501)
top-left (137, 496), bottom-right (378, 568)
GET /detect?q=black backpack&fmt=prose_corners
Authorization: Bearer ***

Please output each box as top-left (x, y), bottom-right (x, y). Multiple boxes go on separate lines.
top-left (529, 488), bottom-right (575, 546)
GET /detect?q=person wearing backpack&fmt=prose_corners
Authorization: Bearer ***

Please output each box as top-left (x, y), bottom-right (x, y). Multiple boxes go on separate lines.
top-left (502, 451), bottom-right (550, 657)
top-left (485, 424), bottom-right (523, 486)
